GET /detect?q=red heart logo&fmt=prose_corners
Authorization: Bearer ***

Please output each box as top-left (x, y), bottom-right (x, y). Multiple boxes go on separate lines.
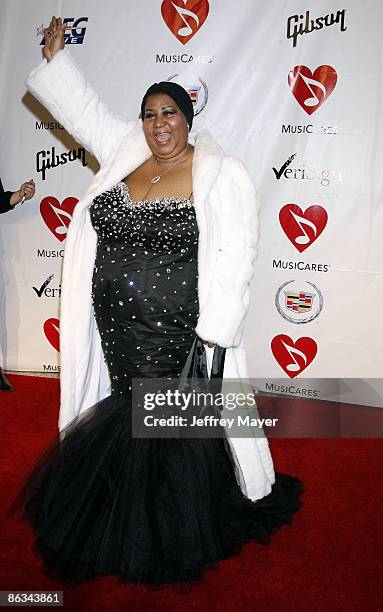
top-left (40, 196), bottom-right (78, 242)
top-left (271, 335), bottom-right (317, 378)
top-left (288, 65), bottom-right (337, 115)
top-left (161, 0), bottom-right (209, 44)
top-left (44, 318), bottom-right (60, 352)
top-left (279, 204), bottom-right (328, 252)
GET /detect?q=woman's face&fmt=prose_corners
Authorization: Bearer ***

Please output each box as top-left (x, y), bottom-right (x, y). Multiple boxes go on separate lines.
top-left (142, 93), bottom-right (189, 160)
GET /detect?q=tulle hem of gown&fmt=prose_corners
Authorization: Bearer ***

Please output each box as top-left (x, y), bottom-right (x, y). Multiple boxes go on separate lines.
top-left (9, 393), bottom-right (303, 589)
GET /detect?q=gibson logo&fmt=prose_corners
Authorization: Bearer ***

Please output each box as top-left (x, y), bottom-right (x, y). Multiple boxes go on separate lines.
top-left (36, 146), bottom-right (87, 180)
top-left (287, 9), bottom-right (347, 48)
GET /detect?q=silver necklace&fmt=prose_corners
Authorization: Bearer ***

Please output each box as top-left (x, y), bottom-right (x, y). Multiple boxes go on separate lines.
top-left (150, 152), bottom-right (190, 184)
top-left (140, 151), bottom-right (191, 200)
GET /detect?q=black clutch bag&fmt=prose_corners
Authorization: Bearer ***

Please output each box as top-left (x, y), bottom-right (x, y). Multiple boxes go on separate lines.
top-left (178, 336), bottom-right (226, 416)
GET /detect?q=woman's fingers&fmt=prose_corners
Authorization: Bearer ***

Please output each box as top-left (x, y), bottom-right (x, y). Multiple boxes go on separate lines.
top-left (47, 16), bottom-right (61, 35)
top-left (42, 17), bottom-right (65, 61)
top-left (199, 337), bottom-right (217, 348)
top-left (44, 16), bottom-right (65, 58)
top-left (49, 16), bottom-right (58, 36)
top-left (42, 29), bottom-right (52, 60)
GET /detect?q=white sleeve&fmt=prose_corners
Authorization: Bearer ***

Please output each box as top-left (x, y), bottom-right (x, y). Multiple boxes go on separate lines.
top-left (195, 157), bottom-right (259, 348)
top-left (25, 49), bottom-right (132, 165)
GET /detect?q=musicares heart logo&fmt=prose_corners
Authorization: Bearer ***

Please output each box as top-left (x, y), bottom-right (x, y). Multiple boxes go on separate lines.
top-left (161, 0), bottom-right (209, 44)
top-left (279, 204), bottom-right (328, 252)
top-left (44, 318), bottom-right (60, 352)
top-left (288, 65), bottom-right (337, 115)
top-left (40, 196), bottom-right (78, 242)
top-left (271, 335), bottom-right (317, 378)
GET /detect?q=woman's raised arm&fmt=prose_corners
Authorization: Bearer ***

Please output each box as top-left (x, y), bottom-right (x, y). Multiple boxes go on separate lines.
top-left (26, 16), bottom-right (132, 165)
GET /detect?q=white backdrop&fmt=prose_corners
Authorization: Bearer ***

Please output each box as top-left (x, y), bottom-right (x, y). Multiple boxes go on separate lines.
top-left (0, 1), bottom-right (382, 404)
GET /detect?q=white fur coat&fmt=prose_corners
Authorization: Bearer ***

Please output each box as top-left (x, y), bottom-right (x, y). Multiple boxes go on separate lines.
top-left (26, 49), bottom-right (275, 501)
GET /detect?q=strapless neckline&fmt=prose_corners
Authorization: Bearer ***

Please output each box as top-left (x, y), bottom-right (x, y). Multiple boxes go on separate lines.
top-left (117, 181), bottom-right (194, 208)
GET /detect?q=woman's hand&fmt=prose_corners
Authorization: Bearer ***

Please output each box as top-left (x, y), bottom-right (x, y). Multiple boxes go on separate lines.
top-left (200, 339), bottom-right (217, 348)
top-left (10, 180), bottom-right (35, 206)
top-left (43, 16), bottom-right (65, 62)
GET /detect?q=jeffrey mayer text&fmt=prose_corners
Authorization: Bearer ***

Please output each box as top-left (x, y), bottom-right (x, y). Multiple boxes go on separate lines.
top-left (190, 415), bottom-right (278, 428)
top-left (144, 415), bottom-right (279, 428)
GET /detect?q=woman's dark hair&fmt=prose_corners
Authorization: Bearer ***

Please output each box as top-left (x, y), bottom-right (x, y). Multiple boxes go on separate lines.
top-left (140, 82), bottom-right (194, 130)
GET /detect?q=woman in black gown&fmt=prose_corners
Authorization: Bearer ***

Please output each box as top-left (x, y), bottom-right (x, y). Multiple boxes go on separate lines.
top-left (12, 17), bottom-right (302, 587)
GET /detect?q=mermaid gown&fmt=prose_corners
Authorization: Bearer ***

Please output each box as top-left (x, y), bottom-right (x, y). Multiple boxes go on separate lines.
top-left (14, 182), bottom-right (302, 586)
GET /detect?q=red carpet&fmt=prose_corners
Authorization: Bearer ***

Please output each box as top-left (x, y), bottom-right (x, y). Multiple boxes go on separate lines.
top-left (1, 375), bottom-right (382, 611)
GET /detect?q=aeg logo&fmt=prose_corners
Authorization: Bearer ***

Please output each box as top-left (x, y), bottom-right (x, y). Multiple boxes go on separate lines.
top-left (39, 17), bottom-right (88, 45)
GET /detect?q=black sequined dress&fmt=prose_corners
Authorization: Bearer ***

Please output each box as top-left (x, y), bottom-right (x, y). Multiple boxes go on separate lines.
top-left (13, 182), bottom-right (302, 587)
